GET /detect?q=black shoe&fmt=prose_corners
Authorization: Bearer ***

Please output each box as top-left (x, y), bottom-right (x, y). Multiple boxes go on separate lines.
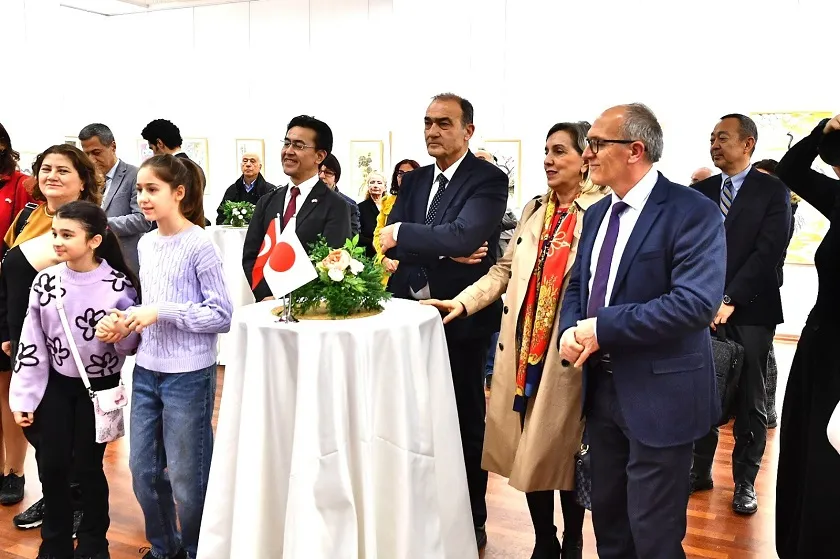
top-left (13, 497), bottom-right (44, 529)
top-left (560, 533), bottom-right (582, 559)
top-left (732, 482), bottom-right (758, 515)
top-left (689, 471), bottom-right (713, 494)
top-left (139, 548), bottom-right (187, 559)
top-left (74, 550), bottom-right (110, 559)
top-left (475, 525), bottom-right (487, 550)
top-left (531, 535), bottom-right (561, 559)
top-left (0, 471), bottom-right (25, 505)
top-left (73, 510), bottom-right (84, 539)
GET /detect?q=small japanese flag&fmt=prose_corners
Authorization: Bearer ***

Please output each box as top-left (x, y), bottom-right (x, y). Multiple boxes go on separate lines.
top-left (263, 220), bottom-right (317, 298)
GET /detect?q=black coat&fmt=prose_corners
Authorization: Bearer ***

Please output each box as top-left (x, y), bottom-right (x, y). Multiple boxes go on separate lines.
top-left (357, 198), bottom-right (380, 258)
top-left (215, 173), bottom-right (276, 225)
top-left (243, 180), bottom-right (352, 301)
top-left (693, 166), bottom-right (791, 325)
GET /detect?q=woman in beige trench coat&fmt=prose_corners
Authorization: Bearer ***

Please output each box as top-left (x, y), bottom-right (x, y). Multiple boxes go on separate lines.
top-left (424, 122), bottom-right (608, 559)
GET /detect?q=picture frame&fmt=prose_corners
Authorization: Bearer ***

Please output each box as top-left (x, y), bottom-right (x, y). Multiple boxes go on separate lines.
top-left (235, 139), bottom-right (266, 175)
top-left (482, 139), bottom-right (522, 207)
top-left (64, 136), bottom-right (80, 148)
top-left (349, 140), bottom-right (384, 198)
top-left (750, 111), bottom-right (833, 265)
top-left (137, 139), bottom-right (154, 164)
top-left (182, 137), bottom-right (209, 178)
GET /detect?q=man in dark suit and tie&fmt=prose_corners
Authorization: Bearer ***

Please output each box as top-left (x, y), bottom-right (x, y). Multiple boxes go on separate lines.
top-left (378, 93), bottom-right (508, 550)
top-left (559, 103), bottom-right (726, 559)
top-left (242, 115), bottom-right (351, 302)
top-left (79, 123), bottom-right (152, 271)
top-left (690, 114), bottom-right (791, 514)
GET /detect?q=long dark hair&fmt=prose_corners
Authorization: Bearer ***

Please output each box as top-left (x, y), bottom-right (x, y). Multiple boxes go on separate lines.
top-left (139, 155), bottom-right (206, 227)
top-left (389, 159), bottom-right (420, 195)
top-left (0, 122), bottom-right (20, 176)
top-left (31, 144), bottom-right (104, 205)
top-left (55, 201), bottom-right (141, 302)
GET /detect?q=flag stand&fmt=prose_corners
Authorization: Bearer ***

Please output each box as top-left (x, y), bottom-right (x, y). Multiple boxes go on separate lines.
top-left (277, 291), bottom-right (298, 324)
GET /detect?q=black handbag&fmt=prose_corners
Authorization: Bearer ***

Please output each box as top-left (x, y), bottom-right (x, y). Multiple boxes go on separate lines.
top-left (574, 429), bottom-right (591, 510)
top-left (710, 325), bottom-right (744, 426)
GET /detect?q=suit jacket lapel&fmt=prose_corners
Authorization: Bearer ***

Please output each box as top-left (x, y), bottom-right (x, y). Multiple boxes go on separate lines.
top-left (294, 181), bottom-right (326, 227)
top-left (724, 168), bottom-right (754, 230)
top-left (609, 177), bottom-right (667, 301)
top-left (579, 199), bottom-right (609, 311)
top-left (413, 167), bottom-right (435, 223)
top-left (103, 161), bottom-right (124, 210)
top-left (432, 160), bottom-right (472, 226)
top-left (275, 185), bottom-right (290, 230)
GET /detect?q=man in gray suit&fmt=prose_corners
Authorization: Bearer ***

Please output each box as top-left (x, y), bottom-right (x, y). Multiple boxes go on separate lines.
top-left (80, 123), bottom-right (152, 271)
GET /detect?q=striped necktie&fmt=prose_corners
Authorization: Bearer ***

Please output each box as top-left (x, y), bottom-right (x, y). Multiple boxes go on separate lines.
top-left (720, 177), bottom-right (734, 217)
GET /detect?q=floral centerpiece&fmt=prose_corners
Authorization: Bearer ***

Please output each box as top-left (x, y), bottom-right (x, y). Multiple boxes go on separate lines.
top-left (222, 201), bottom-right (255, 227)
top-left (286, 235), bottom-right (391, 319)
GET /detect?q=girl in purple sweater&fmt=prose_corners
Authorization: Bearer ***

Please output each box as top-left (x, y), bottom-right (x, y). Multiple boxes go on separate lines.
top-left (99, 155), bottom-right (232, 559)
top-left (10, 201), bottom-right (141, 559)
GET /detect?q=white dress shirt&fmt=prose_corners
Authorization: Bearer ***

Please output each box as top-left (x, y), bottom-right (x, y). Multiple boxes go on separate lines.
top-left (102, 159), bottom-right (120, 206)
top-left (588, 166), bottom-right (659, 308)
top-left (281, 173), bottom-right (320, 221)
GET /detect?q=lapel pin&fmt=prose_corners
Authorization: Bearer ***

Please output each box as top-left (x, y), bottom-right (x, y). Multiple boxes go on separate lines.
top-left (311, 199), bottom-right (318, 203)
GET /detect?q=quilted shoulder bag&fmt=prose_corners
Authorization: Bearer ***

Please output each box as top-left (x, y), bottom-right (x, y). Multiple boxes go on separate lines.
top-left (574, 428), bottom-right (592, 510)
top-left (55, 271), bottom-right (127, 443)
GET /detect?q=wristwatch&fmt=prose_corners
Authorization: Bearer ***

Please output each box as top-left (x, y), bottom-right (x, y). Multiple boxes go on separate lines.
top-left (723, 295), bottom-right (732, 305)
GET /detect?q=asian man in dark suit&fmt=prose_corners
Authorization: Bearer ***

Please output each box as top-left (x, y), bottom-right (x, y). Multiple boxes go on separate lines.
top-left (243, 115), bottom-right (351, 302)
top-left (559, 104), bottom-right (725, 559)
top-left (79, 123), bottom-right (152, 271)
top-left (379, 93), bottom-right (508, 550)
top-left (690, 114), bottom-right (791, 515)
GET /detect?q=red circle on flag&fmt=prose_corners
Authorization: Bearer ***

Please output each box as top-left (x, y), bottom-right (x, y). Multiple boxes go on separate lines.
top-left (269, 242), bottom-right (296, 272)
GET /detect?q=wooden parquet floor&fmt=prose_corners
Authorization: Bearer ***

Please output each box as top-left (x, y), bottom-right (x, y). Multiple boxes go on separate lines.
top-left (0, 344), bottom-right (794, 558)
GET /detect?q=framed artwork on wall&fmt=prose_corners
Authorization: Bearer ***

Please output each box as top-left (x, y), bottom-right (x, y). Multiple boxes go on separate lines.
top-left (236, 139), bottom-right (265, 175)
top-left (482, 139), bottom-right (522, 207)
top-left (349, 140), bottom-right (384, 198)
top-left (17, 151), bottom-right (40, 176)
top-left (137, 139), bottom-right (154, 164)
top-left (182, 138), bottom-right (209, 178)
top-left (64, 136), bottom-right (80, 148)
top-left (751, 111), bottom-right (833, 265)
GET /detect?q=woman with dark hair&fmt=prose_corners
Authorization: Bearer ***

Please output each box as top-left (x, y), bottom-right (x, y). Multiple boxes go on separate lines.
top-left (0, 123), bottom-right (36, 507)
top-left (424, 122), bottom-right (609, 559)
top-left (0, 144), bottom-right (103, 523)
top-left (373, 159), bottom-right (420, 279)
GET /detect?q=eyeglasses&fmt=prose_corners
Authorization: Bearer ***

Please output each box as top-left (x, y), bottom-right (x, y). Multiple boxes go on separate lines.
top-left (585, 138), bottom-right (635, 154)
top-left (397, 170), bottom-right (411, 176)
top-left (282, 139), bottom-right (316, 151)
top-left (320, 169), bottom-right (336, 177)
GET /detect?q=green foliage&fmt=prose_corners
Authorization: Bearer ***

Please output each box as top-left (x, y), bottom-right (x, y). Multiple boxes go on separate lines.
top-left (293, 235), bottom-right (391, 318)
top-left (222, 201), bottom-right (255, 227)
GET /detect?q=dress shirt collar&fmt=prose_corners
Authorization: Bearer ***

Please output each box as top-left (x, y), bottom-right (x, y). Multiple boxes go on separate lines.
top-left (106, 159), bottom-right (120, 181)
top-left (243, 175), bottom-right (258, 192)
top-left (288, 173), bottom-right (320, 201)
top-left (433, 149), bottom-right (469, 185)
top-left (720, 164), bottom-right (751, 197)
top-left (610, 166), bottom-right (658, 211)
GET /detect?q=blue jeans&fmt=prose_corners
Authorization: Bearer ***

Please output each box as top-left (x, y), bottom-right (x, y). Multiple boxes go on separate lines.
top-left (129, 365), bottom-right (216, 559)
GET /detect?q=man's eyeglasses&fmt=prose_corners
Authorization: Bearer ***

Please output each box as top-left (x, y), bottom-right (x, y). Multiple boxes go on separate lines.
top-left (585, 138), bottom-right (635, 154)
top-left (282, 139), bottom-right (316, 151)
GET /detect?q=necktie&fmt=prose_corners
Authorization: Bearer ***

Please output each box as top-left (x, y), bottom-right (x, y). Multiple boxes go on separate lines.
top-left (283, 186), bottom-right (300, 227)
top-left (720, 177), bottom-right (733, 217)
top-left (587, 201), bottom-right (628, 318)
top-left (425, 174), bottom-right (449, 224)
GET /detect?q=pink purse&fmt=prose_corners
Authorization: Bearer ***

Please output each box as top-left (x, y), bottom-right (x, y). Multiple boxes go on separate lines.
top-left (55, 271), bottom-right (127, 444)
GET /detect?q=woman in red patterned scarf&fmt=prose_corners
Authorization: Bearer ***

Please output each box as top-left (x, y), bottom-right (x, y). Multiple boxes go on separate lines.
top-left (424, 122), bottom-right (608, 559)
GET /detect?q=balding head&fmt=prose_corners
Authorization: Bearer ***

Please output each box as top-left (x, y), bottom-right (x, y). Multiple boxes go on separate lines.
top-left (690, 167), bottom-right (714, 185)
top-left (241, 152), bottom-right (262, 181)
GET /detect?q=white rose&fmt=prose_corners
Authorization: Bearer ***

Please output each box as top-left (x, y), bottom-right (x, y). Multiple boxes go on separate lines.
top-left (349, 259), bottom-right (364, 275)
top-left (328, 268), bottom-right (345, 282)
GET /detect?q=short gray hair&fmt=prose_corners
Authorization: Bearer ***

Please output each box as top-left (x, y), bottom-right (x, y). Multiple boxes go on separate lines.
top-left (617, 103), bottom-right (663, 163)
top-left (78, 123), bottom-right (115, 146)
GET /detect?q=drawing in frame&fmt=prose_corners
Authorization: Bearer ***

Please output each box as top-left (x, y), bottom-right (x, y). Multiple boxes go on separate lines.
top-left (182, 138), bottom-right (209, 178)
top-left (137, 139), bottom-right (154, 164)
top-left (349, 140), bottom-right (384, 198)
top-left (482, 139), bottom-right (522, 207)
top-left (64, 136), bottom-right (80, 148)
top-left (236, 139), bottom-right (266, 176)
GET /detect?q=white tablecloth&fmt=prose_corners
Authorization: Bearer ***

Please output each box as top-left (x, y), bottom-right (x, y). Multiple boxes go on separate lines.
top-left (209, 226), bottom-right (255, 364)
top-left (197, 299), bottom-right (477, 559)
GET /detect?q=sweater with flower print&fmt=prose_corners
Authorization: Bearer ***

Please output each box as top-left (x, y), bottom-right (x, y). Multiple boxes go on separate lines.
top-left (9, 261), bottom-right (139, 413)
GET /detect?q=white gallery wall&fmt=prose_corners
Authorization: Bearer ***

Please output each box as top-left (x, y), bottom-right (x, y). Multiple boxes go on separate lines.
top-left (3, 0), bottom-right (836, 335)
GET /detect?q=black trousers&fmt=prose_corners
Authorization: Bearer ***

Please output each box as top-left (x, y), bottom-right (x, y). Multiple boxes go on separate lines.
top-left (588, 367), bottom-right (692, 559)
top-left (693, 323), bottom-right (774, 485)
top-left (446, 332), bottom-right (490, 528)
top-left (23, 370), bottom-right (117, 558)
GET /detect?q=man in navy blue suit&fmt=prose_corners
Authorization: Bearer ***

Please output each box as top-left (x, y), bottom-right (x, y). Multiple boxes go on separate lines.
top-left (379, 93), bottom-right (508, 551)
top-left (559, 103), bottom-right (726, 559)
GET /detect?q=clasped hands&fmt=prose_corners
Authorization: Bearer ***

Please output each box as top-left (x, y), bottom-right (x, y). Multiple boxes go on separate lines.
top-left (95, 305), bottom-right (159, 342)
top-left (377, 223), bottom-right (489, 265)
top-left (559, 318), bottom-right (599, 368)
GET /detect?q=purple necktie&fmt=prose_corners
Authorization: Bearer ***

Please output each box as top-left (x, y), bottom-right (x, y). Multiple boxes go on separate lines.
top-left (587, 201), bottom-right (628, 318)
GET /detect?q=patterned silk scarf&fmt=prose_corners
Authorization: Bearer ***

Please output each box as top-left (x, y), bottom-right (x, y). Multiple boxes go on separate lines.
top-left (513, 196), bottom-right (578, 413)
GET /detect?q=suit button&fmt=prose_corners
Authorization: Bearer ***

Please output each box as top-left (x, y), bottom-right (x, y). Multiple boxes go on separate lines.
top-left (503, 306), bottom-right (509, 314)
top-left (516, 238), bottom-right (522, 245)
top-left (499, 343), bottom-right (504, 351)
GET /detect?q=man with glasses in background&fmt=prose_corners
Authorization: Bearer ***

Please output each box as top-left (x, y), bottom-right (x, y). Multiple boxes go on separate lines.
top-left (243, 115), bottom-right (351, 302)
top-left (319, 153), bottom-right (361, 235)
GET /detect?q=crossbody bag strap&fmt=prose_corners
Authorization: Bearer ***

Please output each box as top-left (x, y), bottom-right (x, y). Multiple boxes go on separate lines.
top-left (54, 270), bottom-right (94, 394)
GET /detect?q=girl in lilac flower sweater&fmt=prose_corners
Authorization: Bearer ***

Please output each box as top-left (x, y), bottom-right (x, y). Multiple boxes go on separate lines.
top-left (10, 201), bottom-right (141, 559)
